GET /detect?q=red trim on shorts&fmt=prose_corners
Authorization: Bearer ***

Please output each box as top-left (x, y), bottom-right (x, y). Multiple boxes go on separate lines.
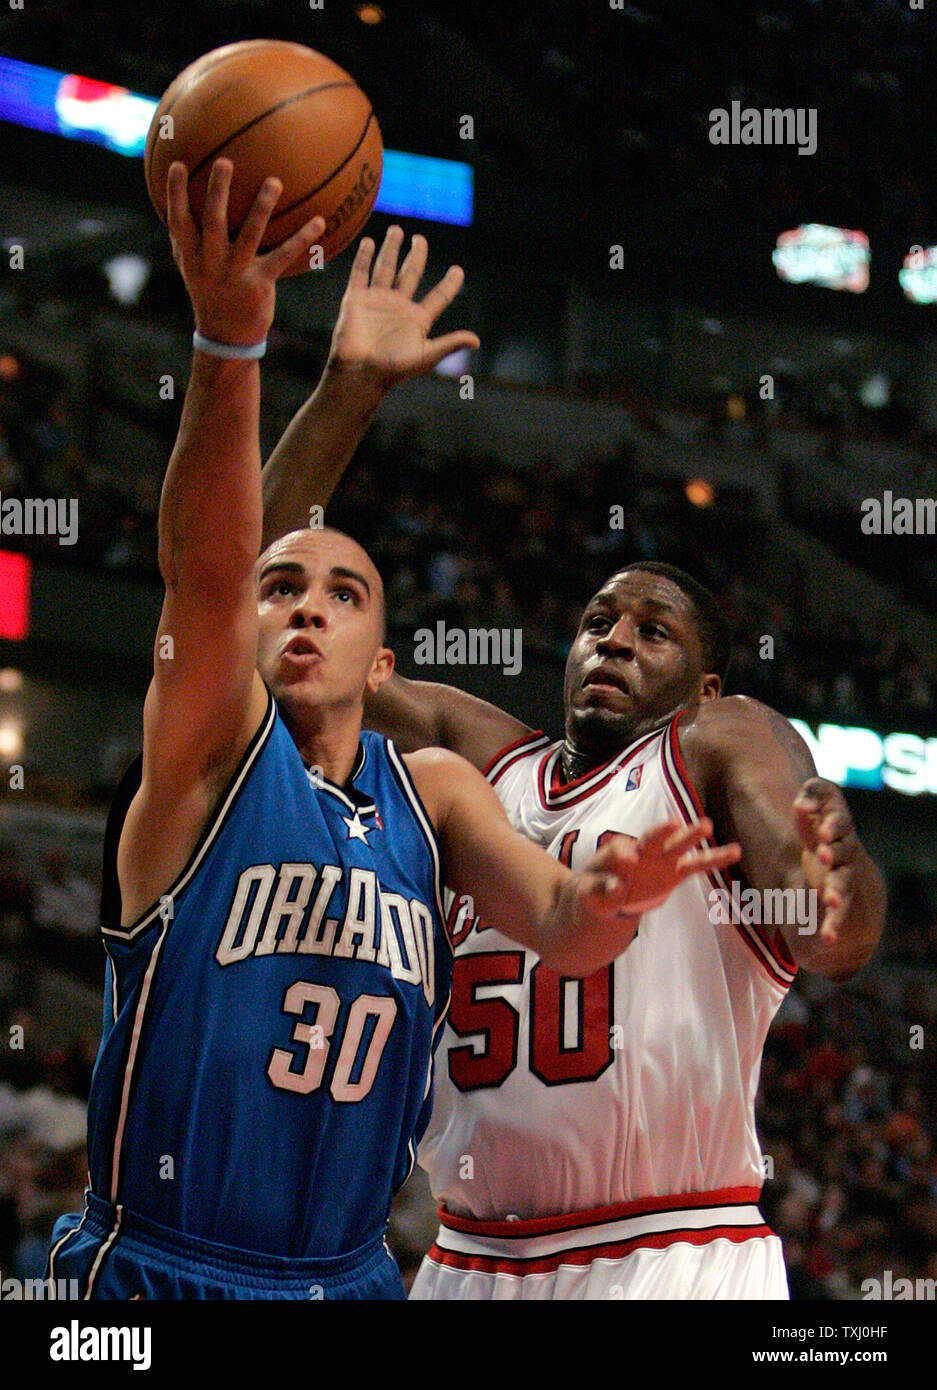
top-left (427, 1223), bottom-right (774, 1277)
top-left (666, 713), bottom-right (797, 984)
top-left (438, 1185), bottom-right (763, 1240)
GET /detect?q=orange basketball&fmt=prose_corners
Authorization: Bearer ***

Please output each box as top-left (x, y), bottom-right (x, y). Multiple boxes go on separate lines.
top-left (144, 39), bottom-right (383, 272)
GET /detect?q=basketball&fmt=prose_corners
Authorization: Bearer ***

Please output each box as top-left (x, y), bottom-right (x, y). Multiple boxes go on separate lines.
top-left (144, 39), bottom-right (383, 271)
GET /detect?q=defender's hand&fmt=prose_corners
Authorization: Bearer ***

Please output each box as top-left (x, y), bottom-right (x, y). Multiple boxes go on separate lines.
top-left (794, 778), bottom-right (859, 944)
top-left (325, 225), bottom-right (480, 390)
top-left (577, 818), bottom-right (742, 923)
top-left (167, 158), bottom-right (325, 346)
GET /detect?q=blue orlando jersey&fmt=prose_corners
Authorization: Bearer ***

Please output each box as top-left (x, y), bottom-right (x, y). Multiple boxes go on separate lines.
top-left (87, 692), bottom-right (451, 1260)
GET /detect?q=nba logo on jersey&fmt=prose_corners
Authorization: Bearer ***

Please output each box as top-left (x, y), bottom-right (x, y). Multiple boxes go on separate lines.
top-left (624, 765), bottom-right (643, 791)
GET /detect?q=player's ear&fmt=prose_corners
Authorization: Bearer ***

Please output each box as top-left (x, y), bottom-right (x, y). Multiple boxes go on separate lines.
top-left (700, 672), bottom-right (721, 702)
top-left (367, 644), bottom-right (395, 693)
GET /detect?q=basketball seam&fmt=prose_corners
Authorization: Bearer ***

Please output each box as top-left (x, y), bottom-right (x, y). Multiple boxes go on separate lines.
top-left (266, 109), bottom-right (377, 226)
top-left (146, 45), bottom-right (258, 200)
top-left (188, 81), bottom-right (359, 183)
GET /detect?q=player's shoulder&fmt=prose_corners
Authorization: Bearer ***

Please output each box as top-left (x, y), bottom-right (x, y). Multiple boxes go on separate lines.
top-left (402, 745), bottom-right (477, 789)
top-left (402, 746), bottom-right (496, 827)
top-left (680, 694), bottom-right (783, 744)
top-left (678, 695), bottom-right (813, 784)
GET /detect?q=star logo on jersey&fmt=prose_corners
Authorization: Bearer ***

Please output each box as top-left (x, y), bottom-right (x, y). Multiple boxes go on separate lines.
top-left (624, 765), bottom-right (643, 791)
top-left (342, 810), bottom-right (374, 842)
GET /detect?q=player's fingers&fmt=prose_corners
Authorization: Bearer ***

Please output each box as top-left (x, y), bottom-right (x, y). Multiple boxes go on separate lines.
top-left (579, 868), bottom-right (640, 919)
top-left (584, 837), bottom-right (639, 878)
top-left (232, 177), bottom-right (283, 263)
top-left (821, 864), bottom-right (852, 909)
top-left (793, 800), bottom-right (821, 852)
top-left (200, 159), bottom-right (235, 258)
top-left (818, 900), bottom-right (845, 945)
top-left (658, 818), bottom-right (715, 857)
top-left (394, 233), bottom-right (428, 298)
top-left (675, 842), bottom-right (742, 877)
top-left (794, 776), bottom-right (838, 805)
top-left (422, 330), bottom-right (481, 371)
top-left (817, 830), bottom-right (858, 869)
top-left (345, 236), bottom-right (376, 293)
top-left (817, 810), bottom-right (853, 843)
top-left (166, 163), bottom-right (198, 264)
top-left (261, 213), bottom-right (326, 279)
top-left (793, 779), bottom-right (841, 823)
top-left (632, 819), bottom-right (692, 858)
top-left (371, 224), bottom-right (405, 287)
top-left (419, 265), bottom-right (467, 325)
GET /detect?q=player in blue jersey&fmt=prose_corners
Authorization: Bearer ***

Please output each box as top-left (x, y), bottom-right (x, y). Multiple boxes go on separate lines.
top-left (47, 160), bottom-right (740, 1300)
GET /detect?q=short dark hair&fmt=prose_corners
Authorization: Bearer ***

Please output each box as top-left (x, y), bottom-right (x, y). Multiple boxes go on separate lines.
top-left (613, 561), bottom-right (733, 683)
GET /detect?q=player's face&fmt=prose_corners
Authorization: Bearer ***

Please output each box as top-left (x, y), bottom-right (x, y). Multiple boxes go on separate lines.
top-left (563, 571), bottom-right (719, 758)
top-left (254, 529), bottom-right (392, 714)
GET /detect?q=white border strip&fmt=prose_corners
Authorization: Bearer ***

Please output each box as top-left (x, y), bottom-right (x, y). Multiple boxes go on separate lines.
top-left (385, 740), bottom-right (448, 947)
top-left (83, 1204), bottom-right (123, 1299)
top-left (109, 921), bottom-right (170, 1201)
top-left (436, 1202), bottom-right (765, 1261)
top-left (47, 1200), bottom-right (91, 1293)
top-left (486, 732), bottom-right (552, 786)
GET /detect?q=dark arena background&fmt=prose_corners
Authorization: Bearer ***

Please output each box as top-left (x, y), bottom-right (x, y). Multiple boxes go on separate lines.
top-left (0, 0), bottom-right (935, 1345)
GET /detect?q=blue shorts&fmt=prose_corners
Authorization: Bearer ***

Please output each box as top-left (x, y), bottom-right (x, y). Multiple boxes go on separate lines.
top-left (48, 1191), bottom-right (405, 1301)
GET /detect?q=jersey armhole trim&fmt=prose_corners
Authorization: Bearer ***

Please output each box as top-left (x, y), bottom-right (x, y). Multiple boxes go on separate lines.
top-left (101, 690), bottom-right (277, 942)
top-left (483, 730), bottom-right (551, 784)
top-left (665, 710), bottom-right (797, 988)
top-left (384, 740), bottom-right (452, 957)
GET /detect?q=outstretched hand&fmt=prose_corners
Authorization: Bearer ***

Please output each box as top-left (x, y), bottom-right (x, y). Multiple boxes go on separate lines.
top-left (326, 225), bottom-right (481, 389)
top-left (549, 817), bottom-right (741, 975)
top-left (580, 818), bottom-right (742, 920)
top-left (794, 777), bottom-right (860, 945)
top-left (166, 158), bottom-right (326, 346)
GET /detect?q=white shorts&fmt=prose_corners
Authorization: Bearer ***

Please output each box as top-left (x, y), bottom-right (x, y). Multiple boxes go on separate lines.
top-left (409, 1187), bottom-right (789, 1301)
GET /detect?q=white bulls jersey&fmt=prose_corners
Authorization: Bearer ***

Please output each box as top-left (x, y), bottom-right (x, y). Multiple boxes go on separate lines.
top-left (415, 712), bottom-right (796, 1296)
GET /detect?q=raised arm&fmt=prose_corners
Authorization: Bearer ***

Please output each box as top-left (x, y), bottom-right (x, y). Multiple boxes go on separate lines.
top-left (261, 226), bottom-right (517, 765)
top-left (408, 747), bottom-right (742, 977)
top-left (260, 226), bottom-right (479, 550)
top-left (117, 161), bottom-right (324, 924)
top-left (683, 695), bottom-right (886, 981)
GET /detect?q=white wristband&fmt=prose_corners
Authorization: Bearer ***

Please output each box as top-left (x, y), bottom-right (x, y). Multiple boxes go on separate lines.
top-left (193, 331), bottom-right (267, 360)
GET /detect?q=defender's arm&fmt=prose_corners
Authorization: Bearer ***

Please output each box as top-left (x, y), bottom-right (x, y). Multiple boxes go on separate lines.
top-left (409, 746), bottom-right (741, 976)
top-left (684, 696), bottom-right (885, 980)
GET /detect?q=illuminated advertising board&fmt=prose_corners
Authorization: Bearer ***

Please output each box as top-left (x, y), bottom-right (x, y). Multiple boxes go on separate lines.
top-left (773, 224), bottom-right (870, 292)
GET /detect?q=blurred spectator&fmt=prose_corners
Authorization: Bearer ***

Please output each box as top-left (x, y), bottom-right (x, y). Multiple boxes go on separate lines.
top-left (33, 849), bottom-right (99, 937)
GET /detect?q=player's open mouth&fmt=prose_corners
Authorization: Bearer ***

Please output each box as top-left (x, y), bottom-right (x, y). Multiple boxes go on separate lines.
top-left (583, 668), bottom-right (631, 696)
top-left (283, 636), bottom-right (324, 661)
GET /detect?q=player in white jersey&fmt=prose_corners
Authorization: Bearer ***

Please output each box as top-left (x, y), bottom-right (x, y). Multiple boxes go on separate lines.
top-left (379, 564), bottom-right (884, 1300)
top-left (257, 246), bottom-right (886, 1299)
top-left (413, 715), bottom-right (793, 1298)
top-left (414, 713), bottom-right (789, 1296)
